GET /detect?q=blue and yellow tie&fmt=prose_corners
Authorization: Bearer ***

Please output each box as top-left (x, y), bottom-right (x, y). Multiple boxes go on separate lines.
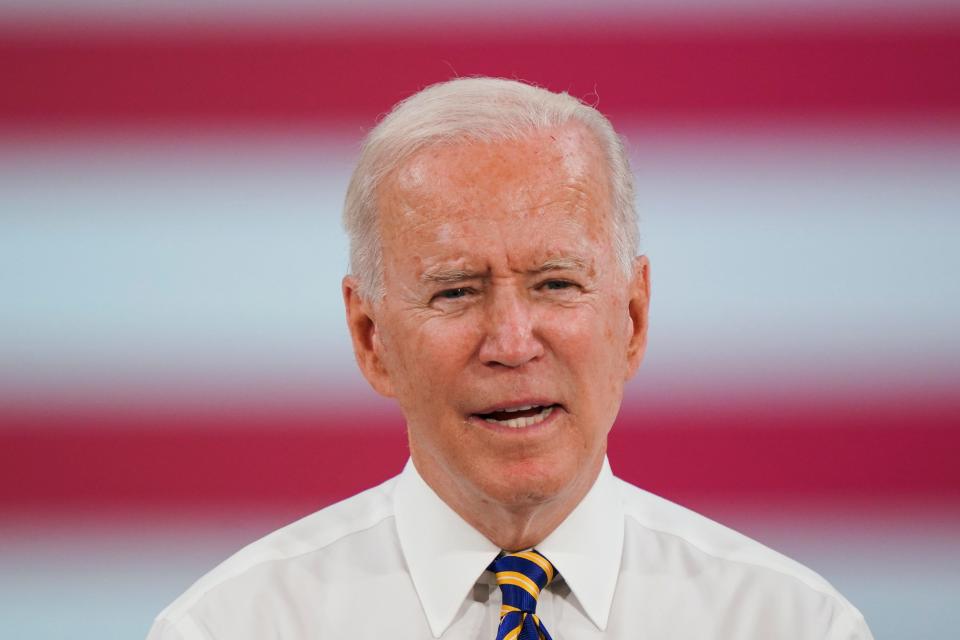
top-left (489, 550), bottom-right (556, 640)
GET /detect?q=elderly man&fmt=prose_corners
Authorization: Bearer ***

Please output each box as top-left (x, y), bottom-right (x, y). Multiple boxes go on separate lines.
top-left (148, 78), bottom-right (872, 639)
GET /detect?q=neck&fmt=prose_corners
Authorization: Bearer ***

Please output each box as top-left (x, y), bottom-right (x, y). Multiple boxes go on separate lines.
top-left (413, 454), bottom-right (604, 552)
top-left (470, 500), bottom-right (581, 552)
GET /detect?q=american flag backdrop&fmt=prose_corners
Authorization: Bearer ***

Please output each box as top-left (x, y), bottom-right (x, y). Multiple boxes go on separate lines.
top-left (1, 2), bottom-right (959, 638)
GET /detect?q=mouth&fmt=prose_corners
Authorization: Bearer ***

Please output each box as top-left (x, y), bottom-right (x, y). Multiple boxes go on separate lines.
top-left (471, 403), bottom-right (560, 429)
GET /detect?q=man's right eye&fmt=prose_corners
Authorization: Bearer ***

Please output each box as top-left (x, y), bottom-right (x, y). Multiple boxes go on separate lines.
top-left (435, 287), bottom-right (471, 300)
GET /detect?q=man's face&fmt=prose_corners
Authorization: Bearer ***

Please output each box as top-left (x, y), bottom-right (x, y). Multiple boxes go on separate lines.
top-left (346, 124), bottom-right (649, 514)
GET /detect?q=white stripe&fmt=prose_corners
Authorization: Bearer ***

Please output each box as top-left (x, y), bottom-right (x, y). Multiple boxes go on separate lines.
top-left (2, 127), bottom-right (957, 406)
top-left (2, 1), bottom-right (956, 29)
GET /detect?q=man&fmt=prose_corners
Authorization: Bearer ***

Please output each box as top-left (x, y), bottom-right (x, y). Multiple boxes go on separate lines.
top-left (148, 78), bottom-right (872, 639)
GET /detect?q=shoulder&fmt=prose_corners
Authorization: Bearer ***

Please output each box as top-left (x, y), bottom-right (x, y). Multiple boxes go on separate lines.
top-left (614, 476), bottom-right (836, 594)
top-left (613, 476), bottom-right (871, 638)
top-left (148, 475), bottom-right (400, 638)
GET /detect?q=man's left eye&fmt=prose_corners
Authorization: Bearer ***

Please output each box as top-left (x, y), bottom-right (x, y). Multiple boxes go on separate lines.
top-left (541, 280), bottom-right (575, 291)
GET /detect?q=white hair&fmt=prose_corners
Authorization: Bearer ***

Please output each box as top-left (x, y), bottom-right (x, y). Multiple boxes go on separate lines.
top-left (342, 77), bottom-right (638, 299)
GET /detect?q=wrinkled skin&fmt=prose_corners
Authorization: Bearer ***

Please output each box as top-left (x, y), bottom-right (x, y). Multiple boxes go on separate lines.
top-left (344, 124), bottom-right (650, 550)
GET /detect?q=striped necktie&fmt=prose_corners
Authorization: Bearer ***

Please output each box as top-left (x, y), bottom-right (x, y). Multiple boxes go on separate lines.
top-left (489, 549), bottom-right (556, 640)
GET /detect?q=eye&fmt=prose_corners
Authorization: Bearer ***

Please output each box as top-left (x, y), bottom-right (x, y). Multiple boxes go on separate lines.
top-left (540, 279), bottom-right (576, 291)
top-left (433, 287), bottom-right (474, 301)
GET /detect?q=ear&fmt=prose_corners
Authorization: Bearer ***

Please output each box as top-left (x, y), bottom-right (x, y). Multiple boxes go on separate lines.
top-left (624, 255), bottom-right (651, 380)
top-left (342, 275), bottom-right (396, 398)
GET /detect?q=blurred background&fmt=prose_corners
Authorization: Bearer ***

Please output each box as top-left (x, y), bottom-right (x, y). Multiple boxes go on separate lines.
top-left (1, 1), bottom-right (958, 638)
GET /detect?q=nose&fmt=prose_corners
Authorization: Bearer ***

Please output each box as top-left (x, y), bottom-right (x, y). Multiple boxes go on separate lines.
top-left (478, 287), bottom-right (544, 368)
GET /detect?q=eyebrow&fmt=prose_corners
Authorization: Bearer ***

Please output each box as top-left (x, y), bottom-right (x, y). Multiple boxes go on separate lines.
top-left (420, 268), bottom-right (479, 285)
top-left (420, 256), bottom-right (590, 285)
top-left (536, 256), bottom-right (589, 273)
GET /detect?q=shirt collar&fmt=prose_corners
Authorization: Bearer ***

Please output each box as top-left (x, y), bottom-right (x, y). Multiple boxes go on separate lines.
top-left (536, 457), bottom-right (624, 631)
top-left (393, 457), bottom-right (624, 637)
top-left (393, 459), bottom-right (500, 638)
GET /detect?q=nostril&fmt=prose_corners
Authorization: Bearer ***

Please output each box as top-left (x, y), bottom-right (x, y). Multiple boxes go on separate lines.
top-left (478, 327), bottom-right (544, 367)
top-left (479, 337), bottom-right (544, 368)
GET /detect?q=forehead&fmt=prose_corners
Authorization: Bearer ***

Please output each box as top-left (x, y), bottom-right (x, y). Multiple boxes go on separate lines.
top-left (376, 125), bottom-right (614, 263)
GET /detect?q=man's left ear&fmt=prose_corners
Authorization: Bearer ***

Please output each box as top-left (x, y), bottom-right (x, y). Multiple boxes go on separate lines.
top-left (625, 255), bottom-right (650, 379)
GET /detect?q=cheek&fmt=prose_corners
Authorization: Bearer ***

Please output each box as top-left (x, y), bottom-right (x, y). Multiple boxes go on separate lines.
top-left (551, 303), bottom-right (622, 349)
top-left (417, 319), bottom-right (482, 364)
top-left (551, 304), bottom-right (630, 383)
top-left (385, 318), bottom-right (480, 392)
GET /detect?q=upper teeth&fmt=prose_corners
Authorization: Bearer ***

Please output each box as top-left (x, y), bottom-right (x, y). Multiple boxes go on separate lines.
top-left (502, 405), bottom-right (535, 412)
top-left (484, 406), bottom-right (554, 429)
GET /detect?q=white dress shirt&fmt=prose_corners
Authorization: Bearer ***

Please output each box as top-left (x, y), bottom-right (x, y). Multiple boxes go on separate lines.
top-left (147, 458), bottom-right (873, 639)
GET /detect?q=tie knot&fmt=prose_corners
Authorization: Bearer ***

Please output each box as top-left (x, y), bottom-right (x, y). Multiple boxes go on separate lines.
top-left (488, 550), bottom-right (556, 613)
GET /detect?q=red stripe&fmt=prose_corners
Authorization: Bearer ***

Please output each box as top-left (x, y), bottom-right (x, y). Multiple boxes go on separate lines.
top-left (2, 20), bottom-right (959, 127)
top-left (2, 398), bottom-right (958, 510)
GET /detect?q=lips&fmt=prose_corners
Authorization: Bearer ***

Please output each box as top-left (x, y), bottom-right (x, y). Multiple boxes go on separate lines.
top-left (472, 403), bottom-right (560, 429)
